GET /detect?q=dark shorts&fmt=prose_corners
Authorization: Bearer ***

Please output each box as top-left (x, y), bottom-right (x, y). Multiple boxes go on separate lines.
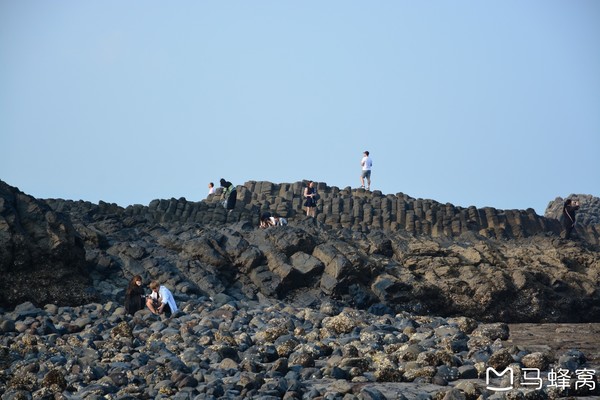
top-left (361, 170), bottom-right (371, 179)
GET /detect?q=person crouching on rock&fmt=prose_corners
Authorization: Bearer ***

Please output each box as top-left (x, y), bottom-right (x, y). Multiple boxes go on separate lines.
top-left (124, 275), bottom-right (145, 315)
top-left (260, 211), bottom-right (274, 228)
top-left (259, 211), bottom-right (288, 228)
top-left (147, 281), bottom-right (178, 317)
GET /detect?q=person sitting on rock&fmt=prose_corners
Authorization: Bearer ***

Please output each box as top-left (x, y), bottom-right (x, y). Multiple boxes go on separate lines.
top-left (124, 275), bottom-right (145, 315)
top-left (146, 281), bottom-right (178, 317)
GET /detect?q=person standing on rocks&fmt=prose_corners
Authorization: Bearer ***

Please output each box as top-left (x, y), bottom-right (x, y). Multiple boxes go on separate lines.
top-left (124, 275), bottom-right (146, 315)
top-left (220, 178), bottom-right (237, 211)
top-left (207, 182), bottom-right (215, 196)
top-left (304, 181), bottom-right (318, 218)
top-left (562, 198), bottom-right (580, 239)
top-left (360, 150), bottom-right (372, 190)
top-left (147, 281), bottom-right (178, 317)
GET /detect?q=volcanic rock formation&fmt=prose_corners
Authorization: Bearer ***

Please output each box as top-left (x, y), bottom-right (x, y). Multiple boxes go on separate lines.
top-left (2, 179), bottom-right (598, 323)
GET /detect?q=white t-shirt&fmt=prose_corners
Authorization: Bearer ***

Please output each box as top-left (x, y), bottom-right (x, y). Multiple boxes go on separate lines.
top-left (151, 286), bottom-right (178, 313)
top-left (361, 156), bottom-right (372, 171)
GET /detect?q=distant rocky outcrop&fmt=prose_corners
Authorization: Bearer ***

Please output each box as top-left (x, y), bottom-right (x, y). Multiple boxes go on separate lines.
top-left (0, 181), bottom-right (96, 308)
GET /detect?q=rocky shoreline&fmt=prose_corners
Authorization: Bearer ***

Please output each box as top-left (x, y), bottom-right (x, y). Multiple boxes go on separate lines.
top-left (1, 298), bottom-right (599, 399)
top-left (1, 179), bottom-right (599, 399)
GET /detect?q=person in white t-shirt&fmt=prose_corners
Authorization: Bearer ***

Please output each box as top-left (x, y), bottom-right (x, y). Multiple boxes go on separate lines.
top-left (147, 281), bottom-right (178, 317)
top-left (208, 182), bottom-right (215, 196)
top-left (360, 150), bottom-right (373, 190)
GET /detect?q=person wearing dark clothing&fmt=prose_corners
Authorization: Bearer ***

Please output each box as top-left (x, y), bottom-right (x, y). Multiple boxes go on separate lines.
top-left (124, 275), bottom-right (146, 315)
top-left (562, 199), bottom-right (580, 239)
top-left (259, 211), bottom-right (287, 228)
top-left (220, 178), bottom-right (237, 211)
top-left (260, 211), bottom-right (272, 227)
top-left (303, 181), bottom-right (318, 217)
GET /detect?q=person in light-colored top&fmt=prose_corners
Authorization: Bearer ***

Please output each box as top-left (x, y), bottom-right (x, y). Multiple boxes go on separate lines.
top-left (147, 281), bottom-right (178, 317)
top-left (208, 182), bottom-right (215, 195)
top-left (360, 150), bottom-right (373, 190)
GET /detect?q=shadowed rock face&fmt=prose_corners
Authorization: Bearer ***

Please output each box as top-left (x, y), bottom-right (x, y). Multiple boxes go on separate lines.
top-left (2, 179), bottom-right (599, 322)
top-left (0, 181), bottom-right (95, 308)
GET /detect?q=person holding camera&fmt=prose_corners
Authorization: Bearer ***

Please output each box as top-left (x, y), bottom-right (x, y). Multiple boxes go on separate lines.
top-left (562, 198), bottom-right (580, 239)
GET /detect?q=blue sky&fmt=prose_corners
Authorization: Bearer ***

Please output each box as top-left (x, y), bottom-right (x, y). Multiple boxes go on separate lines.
top-left (1, 1), bottom-right (598, 215)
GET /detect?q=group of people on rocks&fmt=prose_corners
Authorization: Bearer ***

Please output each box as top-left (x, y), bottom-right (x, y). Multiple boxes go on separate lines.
top-left (207, 151), bottom-right (374, 220)
top-left (303, 151), bottom-right (372, 217)
top-left (125, 151), bottom-right (582, 318)
top-left (124, 275), bottom-right (178, 317)
top-left (205, 152), bottom-right (582, 240)
top-left (207, 179), bottom-right (238, 212)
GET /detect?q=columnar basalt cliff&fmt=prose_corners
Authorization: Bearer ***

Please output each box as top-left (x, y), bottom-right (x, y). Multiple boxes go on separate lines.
top-left (1, 179), bottom-right (600, 399)
top-left (50, 180), bottom-right (599, 244)
top-left (2, 179), bottom-right (597, 323)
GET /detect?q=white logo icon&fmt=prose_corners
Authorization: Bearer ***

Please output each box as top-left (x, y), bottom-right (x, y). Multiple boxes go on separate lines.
top-left (486, 367), bottom-right (514, 392)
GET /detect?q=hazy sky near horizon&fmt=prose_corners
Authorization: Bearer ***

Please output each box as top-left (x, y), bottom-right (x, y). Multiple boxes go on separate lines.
top-left (1, 1), bottom-right (598, 215)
